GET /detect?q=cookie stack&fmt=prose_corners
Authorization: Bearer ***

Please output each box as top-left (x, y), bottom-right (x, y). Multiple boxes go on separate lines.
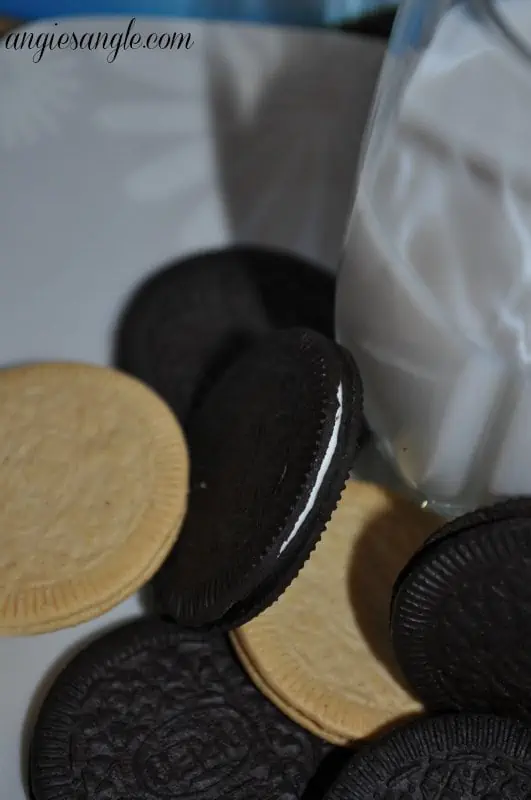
top-left (4, 247), bottom-right (531, 798)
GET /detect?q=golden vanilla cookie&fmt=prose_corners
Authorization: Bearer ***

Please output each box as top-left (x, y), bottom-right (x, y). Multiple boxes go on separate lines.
top-left (0, 362), bottom-right (188, 634)
top-left (230, 480), bottom-right (441, 745)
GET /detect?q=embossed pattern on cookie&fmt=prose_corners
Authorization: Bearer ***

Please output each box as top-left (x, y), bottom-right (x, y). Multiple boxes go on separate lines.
top-left (391, 499), bottom-right (531, 716)
top-left (326, 713), bottom-right (531, 799)
top-left (30, 618), bottom-right (325, 800)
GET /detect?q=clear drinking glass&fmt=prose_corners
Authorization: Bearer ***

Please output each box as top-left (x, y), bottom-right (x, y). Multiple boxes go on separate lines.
top-left (337, 0), bottom-right (531, 516)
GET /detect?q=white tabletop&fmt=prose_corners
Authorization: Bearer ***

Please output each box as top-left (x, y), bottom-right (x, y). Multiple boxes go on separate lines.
top-left (0, 17), bottom-right (384, 797)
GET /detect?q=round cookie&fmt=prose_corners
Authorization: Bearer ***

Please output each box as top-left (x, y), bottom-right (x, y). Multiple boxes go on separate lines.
top-left (391, 497), bottom-right (531, 717)
top-left (230, 481), bottom-right (442, 744)
top-left (325, 713), bottom-right (531, 799)
top-left (152, 328), bottom-right (363, 630)
top-left (0, 362), bottom-right (188, 634)
top-left (29, 618), bottom-right (325, 800)
top-left (115, 246), bottom-right (335, 424)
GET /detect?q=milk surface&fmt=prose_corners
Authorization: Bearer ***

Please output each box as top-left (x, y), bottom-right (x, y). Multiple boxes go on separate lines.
top-left (337, 0), bottom-right (531, 511)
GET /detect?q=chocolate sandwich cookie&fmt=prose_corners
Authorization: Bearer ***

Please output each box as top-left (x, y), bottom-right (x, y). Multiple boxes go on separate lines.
top-left (0, 362), bottom-right (188, 634)
top-left (391, 498), bottom-right (531, 717)
top-left (29, 618), bottom-right (325, 800)
top-left (115, 246), bottom-right (335, 424)
top-left (325, 713), bottom-right (531, 799)
top-left (152, 327), bottom-right (363, 629)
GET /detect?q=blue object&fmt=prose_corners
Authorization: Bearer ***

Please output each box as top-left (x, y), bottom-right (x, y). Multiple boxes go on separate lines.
top-left (0, 0), bottom-right (397, 26)
top-left (388, 0), bottom-right (425, 53)
top-left (0, 0), bottom-right (323, 25)
top-left (326, 0), bottom-right (396, 23)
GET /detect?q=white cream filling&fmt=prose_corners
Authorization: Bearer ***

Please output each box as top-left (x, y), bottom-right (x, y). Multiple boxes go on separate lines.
top-left (279, 382), bottom-right (343, 555)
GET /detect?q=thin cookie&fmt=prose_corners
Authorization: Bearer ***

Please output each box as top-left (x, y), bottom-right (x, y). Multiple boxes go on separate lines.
top-left (326, 713), bottom-right (531, 799)
top-left (115, 246), bottom-right (335, 424)
top-left (30, 618), bottom-right (325, 799)
top-left (231, 481), bottom-right (441, 744)
top-left (391, 497), bottom-right (531, 717)
top-left (0, 362), bottom-right (188, 634)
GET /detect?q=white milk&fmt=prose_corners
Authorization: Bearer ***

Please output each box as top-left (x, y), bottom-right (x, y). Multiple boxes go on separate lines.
top-left (337, 0), bottom-right (531, 512)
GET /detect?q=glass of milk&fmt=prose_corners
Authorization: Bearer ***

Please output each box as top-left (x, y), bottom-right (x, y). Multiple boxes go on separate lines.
top-left (337, 0), bottom-right (531, 515)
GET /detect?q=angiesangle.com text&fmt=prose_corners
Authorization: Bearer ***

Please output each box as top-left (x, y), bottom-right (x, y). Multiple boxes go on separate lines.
top-left (3, 18), bottom-right (194, 63)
